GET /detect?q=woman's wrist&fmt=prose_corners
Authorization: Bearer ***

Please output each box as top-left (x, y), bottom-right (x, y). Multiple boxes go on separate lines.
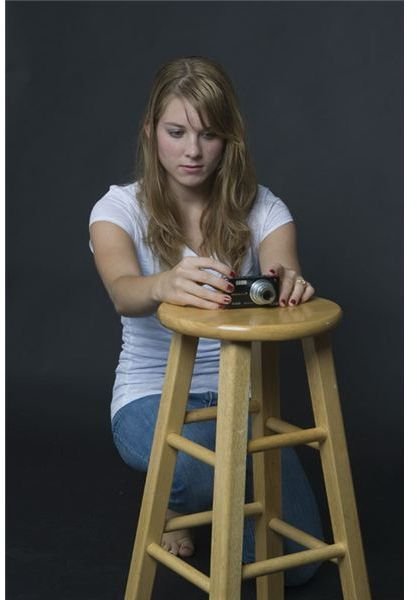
top-left (150, 271), bottom-right (166, 305)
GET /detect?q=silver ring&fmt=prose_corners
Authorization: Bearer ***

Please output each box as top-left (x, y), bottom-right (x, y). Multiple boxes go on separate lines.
top-left (296, 277), bottom-right (307, 287)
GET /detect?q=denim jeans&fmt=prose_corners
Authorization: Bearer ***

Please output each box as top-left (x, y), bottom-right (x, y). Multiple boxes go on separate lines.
top-left (112, 392), bottom-right (323, 586)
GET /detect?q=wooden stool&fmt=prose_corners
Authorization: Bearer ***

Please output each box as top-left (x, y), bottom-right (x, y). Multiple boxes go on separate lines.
top-left (124, 297), bottom-right (371, 599)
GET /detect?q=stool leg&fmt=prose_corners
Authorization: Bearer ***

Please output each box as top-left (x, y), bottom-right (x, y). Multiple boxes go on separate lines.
top-left (124, 333), bottom-right (198, 600)
top-left (303, 334), bottom-right (372, 600)
top-left (251, 341), bottom-right (284, 600)
top-left (210, 341), bottom-right (251, 600)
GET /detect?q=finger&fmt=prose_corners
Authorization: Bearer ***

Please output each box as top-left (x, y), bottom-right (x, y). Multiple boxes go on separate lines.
top-left (180, 290), bottom-right (227, 310)
top-left (261, 265), bottom-right (282, 277)
top-left (178, 258), bottom-right (235, 292)
top-left (277, 267), bottom-right (296, 306)
top-left (300, 283), bottom-right (315, 303)
top-left (194, 270), bottom-right (235, 293)
top-left (289, 278), bottom-right (313, 306)
top-left (186, 280), bottom-right (232, 306)
top-left (169, 270), bottom-right (230, 305)
top-left (184, 256), bottom-right (234, 278)
top-left (288, 282), bottom-right (306, 305)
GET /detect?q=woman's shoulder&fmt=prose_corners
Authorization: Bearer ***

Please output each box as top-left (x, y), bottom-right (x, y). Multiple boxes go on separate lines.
top-left (90, 181), bottom-right (147, 222)
top-left (252, 184), bottom-right (289, 213)
top-left (94, 181), bottom-right (139, 210)
top-left (89, 181), bottom-right (149, 247)
top-left (248, 184), bottom-right (293, 243)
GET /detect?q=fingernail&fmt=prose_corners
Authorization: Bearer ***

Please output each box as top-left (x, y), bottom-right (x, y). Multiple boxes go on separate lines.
top-left (223, 295), bottom-right (232, 303)
top-left (230, 271), bottom-right (236, 277)
top-left (226, 283), bottom-right (234, 292)
top-left (290, 299), bottom-right (297, 305)
top-left (280, 299), bottom-right (287, 306)
top-left (269, 269), bottom-right (276, 275)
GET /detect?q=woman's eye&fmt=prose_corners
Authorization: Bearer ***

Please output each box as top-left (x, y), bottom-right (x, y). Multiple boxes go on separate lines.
top-left (202, 131), bottom-right (216, 140)
top-left (168, 130), bottom-right (183, 138)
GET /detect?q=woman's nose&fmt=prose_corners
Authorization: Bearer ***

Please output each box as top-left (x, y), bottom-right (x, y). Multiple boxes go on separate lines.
top-left (185, 135), bottom-right (202, 158)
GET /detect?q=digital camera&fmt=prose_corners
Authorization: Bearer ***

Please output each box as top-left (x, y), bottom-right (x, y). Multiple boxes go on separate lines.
top-left (225, 275), bottom-right (279, 308)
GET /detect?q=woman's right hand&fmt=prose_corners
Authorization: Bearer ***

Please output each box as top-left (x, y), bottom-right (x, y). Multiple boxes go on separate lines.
top-left (153, 256), bottom-right (235, 309)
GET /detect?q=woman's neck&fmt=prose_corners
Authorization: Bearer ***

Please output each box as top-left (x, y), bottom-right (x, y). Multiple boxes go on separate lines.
top-left (167, 175), bottom-right (211, 212)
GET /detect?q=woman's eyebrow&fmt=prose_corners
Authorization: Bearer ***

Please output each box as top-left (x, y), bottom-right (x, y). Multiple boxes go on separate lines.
top-left (163, 121), bottom-right (209, 131)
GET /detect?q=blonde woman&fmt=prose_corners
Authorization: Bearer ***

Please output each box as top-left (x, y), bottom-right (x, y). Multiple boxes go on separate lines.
top-left (89, 57), bottom-right (321, 585)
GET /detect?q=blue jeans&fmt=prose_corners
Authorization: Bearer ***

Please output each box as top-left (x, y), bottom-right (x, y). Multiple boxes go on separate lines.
top-left (112, 392), bottom-right (323, 586)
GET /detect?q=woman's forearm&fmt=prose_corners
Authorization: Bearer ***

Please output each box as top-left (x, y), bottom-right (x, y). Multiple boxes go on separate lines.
top-left (109, 273), bottom-right (164, 317)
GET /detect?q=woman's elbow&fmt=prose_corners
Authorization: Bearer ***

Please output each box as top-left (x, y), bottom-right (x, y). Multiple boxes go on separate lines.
top-left (111, 295), bottom-right (154, 318)
top-left (108, 279), bottom-right (132, 316)
top-left (112, 296), bottom-right (136, 317)
top-left (109, 289), bottom-right (131, 316)
top-left (113, 300), bottom-right (127, 316)
top-left (109, 276), bottom-right (155, 317)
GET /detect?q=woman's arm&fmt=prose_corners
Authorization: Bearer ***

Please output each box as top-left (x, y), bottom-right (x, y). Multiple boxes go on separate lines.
top-left (258, 222), bottom-right (315, 306)
top-left (89, 221), bottom-right (235, 316)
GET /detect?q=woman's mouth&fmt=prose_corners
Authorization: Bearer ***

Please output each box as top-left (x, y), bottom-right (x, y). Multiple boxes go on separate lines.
top-left (180, 165), bottom-right (204, 173)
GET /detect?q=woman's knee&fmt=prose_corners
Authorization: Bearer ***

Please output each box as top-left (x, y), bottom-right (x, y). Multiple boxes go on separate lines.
top-left (112, 431), bottom-right (149, 471)
top-left (111, 396), bottom-right (160, 472)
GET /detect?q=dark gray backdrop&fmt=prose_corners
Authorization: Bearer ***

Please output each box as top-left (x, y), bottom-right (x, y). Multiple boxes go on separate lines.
top-left (7, 2), bottom-right (403, 599)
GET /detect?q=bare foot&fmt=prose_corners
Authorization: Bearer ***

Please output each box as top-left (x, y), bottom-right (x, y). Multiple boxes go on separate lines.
top-left (161, 509), bottom-right (195, 558)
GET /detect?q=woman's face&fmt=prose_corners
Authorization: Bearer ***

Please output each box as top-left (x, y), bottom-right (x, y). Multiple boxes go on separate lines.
top-left (155, 96), bottom-right (224, 197)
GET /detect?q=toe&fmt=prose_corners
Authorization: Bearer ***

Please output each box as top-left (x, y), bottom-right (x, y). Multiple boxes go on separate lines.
top-left (162, 541), bottom-right (174, 554)
top-left (170, 542), bottom-right (179, 555)
top-left (178, 540), bottom-right (194, 558)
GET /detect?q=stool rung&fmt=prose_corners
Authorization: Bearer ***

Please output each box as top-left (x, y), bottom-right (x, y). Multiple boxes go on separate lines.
top-left (165, 501), bottom-right (264, 532)
top-left (147, 542), bottom-right (210, 593)
top-left (167, 433), bottom-right (215, 466)
top-left (242, 543), bottom-right (346, 580)
top-left (248, 427), bottom-right (327, 453)
top-left (184, 399), bottom-right (260, 423)
top-left (266, 417), bottom-right (321, 450)
top-left (269, 517), bottom-right (338, 564)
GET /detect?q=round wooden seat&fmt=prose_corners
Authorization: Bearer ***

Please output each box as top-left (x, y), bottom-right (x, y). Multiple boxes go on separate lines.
top-left (157, 297), bottom-right (342, 342)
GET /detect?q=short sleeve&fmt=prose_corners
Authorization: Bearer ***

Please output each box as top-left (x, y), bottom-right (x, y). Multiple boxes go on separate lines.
top-left (88, 184), bottom-right (140, 253)
top-left (249, 186), bottom-right (293, 250)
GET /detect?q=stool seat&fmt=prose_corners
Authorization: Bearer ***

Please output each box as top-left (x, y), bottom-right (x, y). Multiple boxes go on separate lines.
top-left (157, 296), bottom-right (342, 341)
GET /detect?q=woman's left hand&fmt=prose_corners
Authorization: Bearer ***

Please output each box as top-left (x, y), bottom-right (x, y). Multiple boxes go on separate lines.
top-left (262, 264), bottom-right (315, 307)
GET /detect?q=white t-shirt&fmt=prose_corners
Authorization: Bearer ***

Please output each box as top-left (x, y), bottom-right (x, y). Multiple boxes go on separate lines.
top-left (89, 182), bottom-right (293, 419)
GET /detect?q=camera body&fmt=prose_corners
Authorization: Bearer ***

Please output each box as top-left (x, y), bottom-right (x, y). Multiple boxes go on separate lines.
top-left (225, 275), bottom-right (279, 308)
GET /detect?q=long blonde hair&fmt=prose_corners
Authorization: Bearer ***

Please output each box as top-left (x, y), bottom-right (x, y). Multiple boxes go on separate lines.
top-left (136, 56), bottom-right (257, 272)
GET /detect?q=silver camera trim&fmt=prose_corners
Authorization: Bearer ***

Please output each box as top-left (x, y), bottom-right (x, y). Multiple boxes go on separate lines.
top-left (249, 279), bottom-right (278, 305)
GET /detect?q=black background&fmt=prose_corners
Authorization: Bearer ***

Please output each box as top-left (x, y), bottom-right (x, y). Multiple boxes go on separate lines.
top-left (6, 2), bottom-right (403, 599)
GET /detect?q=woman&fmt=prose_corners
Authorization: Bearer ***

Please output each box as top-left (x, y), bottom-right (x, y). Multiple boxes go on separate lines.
top-left (89, 56), bottom-right (322, 585)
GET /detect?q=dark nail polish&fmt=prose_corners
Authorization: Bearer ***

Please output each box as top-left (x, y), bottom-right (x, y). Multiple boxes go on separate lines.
top-left (230, 271), bottom-right (236, 277)
top-left (223, 295), bottom-right (232, 303)
top-left (290, 299), bottom-right (296, 305)
top-left (280, 299), bottom-right (286, 306)
top-left (269, 269), bottom-right (276, 275)
top-left (227, 283), bottom-right (234, 292)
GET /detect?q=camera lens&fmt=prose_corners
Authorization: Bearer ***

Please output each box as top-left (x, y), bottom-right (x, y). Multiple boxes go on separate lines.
top-left (249, 279), bottom-right (277, 305)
